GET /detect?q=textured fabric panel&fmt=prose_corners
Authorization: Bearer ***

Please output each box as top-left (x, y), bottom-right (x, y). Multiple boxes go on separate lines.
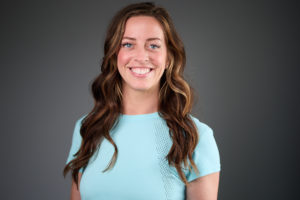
top-left (154, 119), bottom-right (174, 200)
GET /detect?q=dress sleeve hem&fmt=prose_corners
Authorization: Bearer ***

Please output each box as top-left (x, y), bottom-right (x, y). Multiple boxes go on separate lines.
top-left (187, 166), bottom-right (221, 183)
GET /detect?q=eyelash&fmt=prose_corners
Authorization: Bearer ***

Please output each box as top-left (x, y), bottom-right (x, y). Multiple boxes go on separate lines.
top-left (121, 42), bottom-right (132, 48)
top-left (149, 44), bottom-right (160, 49)
top-left (121, 43), bottom-right (160, 49)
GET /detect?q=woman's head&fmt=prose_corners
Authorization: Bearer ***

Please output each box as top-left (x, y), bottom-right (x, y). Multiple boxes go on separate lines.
top-left (117, 15), bottom-right (168, 93)
top-left (101, 2), bottom-right (187, 105)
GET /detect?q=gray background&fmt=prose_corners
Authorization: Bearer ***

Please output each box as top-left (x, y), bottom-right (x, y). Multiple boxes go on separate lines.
top-left (1, 0), bottom-right (299, 199)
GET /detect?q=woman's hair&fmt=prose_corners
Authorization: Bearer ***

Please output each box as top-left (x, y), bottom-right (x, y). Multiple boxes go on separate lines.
top-left (63, 2), bottom-right (200, 188)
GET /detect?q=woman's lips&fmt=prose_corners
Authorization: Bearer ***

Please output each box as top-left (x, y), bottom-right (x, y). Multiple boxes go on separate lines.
top-left (128, 67), bottom-right (154, 78)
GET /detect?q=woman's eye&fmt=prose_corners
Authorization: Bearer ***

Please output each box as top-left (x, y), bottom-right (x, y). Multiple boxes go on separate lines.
top-left (149, 44), bottom-right (160, 49)
top-left (122, 43), bottom-right (132, 48)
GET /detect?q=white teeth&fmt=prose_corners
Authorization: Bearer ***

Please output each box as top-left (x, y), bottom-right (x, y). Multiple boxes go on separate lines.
top-left (130, 68), bottom-right (151, 74)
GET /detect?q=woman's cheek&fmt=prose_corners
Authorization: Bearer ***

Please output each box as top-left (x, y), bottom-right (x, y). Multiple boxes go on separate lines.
top-left (153, 52), bottom-right (167, 68)
top-left (117, 50), bottom-right (131, 67)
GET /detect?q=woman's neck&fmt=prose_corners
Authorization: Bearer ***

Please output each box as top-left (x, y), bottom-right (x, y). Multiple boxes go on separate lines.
top-left (121, 86), bottom-right (159, 115)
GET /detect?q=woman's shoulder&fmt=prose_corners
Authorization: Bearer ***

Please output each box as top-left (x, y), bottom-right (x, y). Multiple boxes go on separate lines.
top-left (75, 113), bottom-right (88, 125)
top-left (188, 114), bottom-right (214, 136)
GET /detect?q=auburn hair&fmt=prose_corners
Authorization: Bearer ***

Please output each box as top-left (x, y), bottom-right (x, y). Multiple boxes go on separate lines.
top-left (63, 2), bottom-right (200, 188)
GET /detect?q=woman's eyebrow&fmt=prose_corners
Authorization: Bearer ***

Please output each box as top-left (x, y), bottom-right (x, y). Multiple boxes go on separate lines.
top-left (147, 37), bottom-right (161, 42)
top-left (122, 36), bottom-right (136, 40)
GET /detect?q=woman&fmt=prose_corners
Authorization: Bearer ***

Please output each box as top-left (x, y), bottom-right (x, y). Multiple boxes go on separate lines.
top-left (63, 2), bottom-right (221, 200)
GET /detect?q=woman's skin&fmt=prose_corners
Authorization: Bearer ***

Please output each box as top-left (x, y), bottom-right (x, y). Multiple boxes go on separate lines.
top-left (186, 172), bottom-right (220, 200)
top-left (70, 172), bottom-right (81, 200)
top-left (70, 16), bottom-right (220, 200)
top-left (117, 16), bottom-right (168, 115)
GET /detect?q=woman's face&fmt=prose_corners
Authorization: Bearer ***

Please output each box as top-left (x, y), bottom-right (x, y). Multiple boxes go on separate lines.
top-left (117, 16), bottom-right (168, 94)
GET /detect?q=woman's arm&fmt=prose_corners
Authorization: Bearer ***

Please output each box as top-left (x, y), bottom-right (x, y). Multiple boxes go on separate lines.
top-left (70, 172), bottom-right (82, 200)
top-left (186, 171), bottom-right (220, 200)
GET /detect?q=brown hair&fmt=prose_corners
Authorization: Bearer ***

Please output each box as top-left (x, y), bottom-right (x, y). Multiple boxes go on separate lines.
top-left (63, 2), bottom-right (200, 188)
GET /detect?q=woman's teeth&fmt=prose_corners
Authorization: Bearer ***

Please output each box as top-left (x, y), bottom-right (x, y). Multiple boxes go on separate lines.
top-left (130, 68), bottom-right (152, 74)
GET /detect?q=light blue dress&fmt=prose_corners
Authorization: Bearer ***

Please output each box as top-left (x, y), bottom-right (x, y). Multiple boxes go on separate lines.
top-left (66, 112), bottom-right (221, 200)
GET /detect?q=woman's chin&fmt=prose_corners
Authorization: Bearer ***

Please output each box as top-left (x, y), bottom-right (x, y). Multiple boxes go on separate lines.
top-left (128, 84), bottom-right (157, 93)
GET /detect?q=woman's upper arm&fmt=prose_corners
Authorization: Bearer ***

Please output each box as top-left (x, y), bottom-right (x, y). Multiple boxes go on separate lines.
top-left (186, 171), bottom-right (220, 200)
top-left (70, 172), bottom-right (82, 200)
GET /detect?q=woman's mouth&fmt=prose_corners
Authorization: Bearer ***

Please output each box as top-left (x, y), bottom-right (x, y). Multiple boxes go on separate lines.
top-left (129, 67), bottom-right (153, 78)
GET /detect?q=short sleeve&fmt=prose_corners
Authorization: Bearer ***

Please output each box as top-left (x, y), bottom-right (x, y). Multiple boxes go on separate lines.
top-left (186, 117), bottom-right (221, 182)
top-left (65, 115), bottom-right (87, 173)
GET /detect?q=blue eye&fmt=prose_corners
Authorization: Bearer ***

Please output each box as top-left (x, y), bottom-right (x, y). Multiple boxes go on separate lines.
top-left (150, 44), bottom-right (160, 49)
top-left (122, 43), bottom-right (132, 48)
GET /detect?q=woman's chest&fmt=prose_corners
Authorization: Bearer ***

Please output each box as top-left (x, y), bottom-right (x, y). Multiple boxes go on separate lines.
top-left (79, 121), bottom-right (186, 200)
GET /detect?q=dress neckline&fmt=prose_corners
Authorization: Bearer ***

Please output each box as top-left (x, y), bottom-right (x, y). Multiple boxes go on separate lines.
top-left (119, 111), bottom-right (160, 120)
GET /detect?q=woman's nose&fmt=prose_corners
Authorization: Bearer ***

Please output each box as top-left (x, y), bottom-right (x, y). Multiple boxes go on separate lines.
top-left (134, 46), bottom-right (149, 63)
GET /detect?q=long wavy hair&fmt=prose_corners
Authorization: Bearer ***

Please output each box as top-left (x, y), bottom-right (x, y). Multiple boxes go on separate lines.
top-left (63, 2), bottom-right (200, 188)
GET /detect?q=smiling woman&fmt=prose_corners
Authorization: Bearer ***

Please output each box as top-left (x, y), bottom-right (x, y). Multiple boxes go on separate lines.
top-left (117, 16), bottom-right (168, 94)
top-left (63, 2), bottom-right (221, 200)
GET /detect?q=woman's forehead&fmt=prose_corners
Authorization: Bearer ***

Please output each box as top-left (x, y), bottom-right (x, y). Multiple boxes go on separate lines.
top-left (122, 16), bottom-right (165, 41)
